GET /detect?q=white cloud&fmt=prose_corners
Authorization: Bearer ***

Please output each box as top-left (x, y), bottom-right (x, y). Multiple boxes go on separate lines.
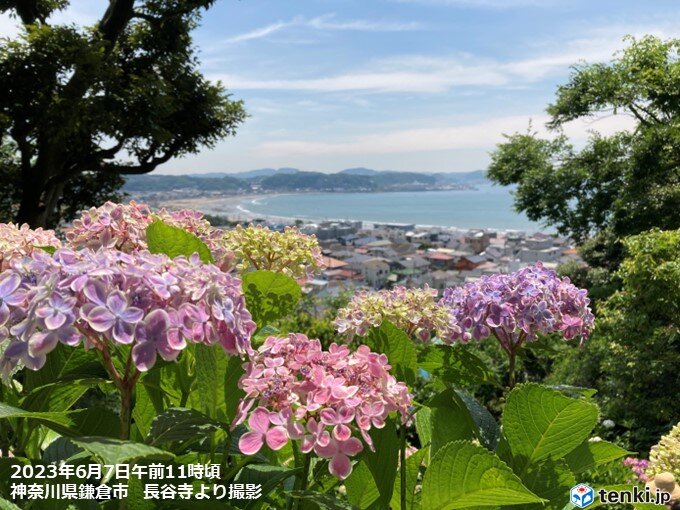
top-left (394, 0), bottom-right (552, 8)
top-left (222, 14), bottom-right (423, 44)
top-left (213, 22), bottom-right (680, 93)
top-left (256, 114), bottom-right (637, 157)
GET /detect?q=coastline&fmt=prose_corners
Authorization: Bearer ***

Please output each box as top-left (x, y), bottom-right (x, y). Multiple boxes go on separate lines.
top-left (158, 191), bottom-right (546, 233)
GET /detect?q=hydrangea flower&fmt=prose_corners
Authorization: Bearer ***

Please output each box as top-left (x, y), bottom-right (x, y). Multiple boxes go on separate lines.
top-left (221, 225), bottom-right (325, 279)
top-left (65, 201), bottom-right (232, 269)
top-left (232, 334), bottom-right (412, 479)
top-left (0, 223), bottom-right (61, 271)
top-left (624, 457), bottom-right (651, 482)
top-left (333, 286), bottom-right (455, 342)
top-left (0, 248), bottom-right (256, 377)
top-left (439, 263), bottom-right (594, 350)
top-left (648, 422), bottom-right (680, 480)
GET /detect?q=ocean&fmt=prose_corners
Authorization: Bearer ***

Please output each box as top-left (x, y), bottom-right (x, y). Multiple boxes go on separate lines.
top-left (237, 185), bottom-right (551, 232)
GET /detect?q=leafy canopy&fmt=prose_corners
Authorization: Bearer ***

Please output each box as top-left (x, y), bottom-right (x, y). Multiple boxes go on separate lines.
top-left (488, 36), bottom-right (680, 253)
top-left (0, 0), bottom-right (246, 227)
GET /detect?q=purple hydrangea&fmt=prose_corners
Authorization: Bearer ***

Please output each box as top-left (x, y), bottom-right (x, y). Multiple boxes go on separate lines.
top-left (0, 248), bottom-right (256, 377)
top-left (439, 262), bottom-right (594, 351)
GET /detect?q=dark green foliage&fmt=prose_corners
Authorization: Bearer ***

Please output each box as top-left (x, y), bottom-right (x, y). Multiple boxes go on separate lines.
top-left (551, 229), bottom-right (680, 452)
top-left (0, 0), bottom-right (246, 227)
top-left (488, 36), bottom-right (680, 260)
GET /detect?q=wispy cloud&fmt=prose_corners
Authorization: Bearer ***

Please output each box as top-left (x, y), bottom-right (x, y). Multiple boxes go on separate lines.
top-left (222, 14), bottom-right (423, 44)
top-left (394, 0), bottom-right (552, 8)
top-left (213, 23), bottom-right (679, 93)
top-left (256, 114), bottom-right (637, 158)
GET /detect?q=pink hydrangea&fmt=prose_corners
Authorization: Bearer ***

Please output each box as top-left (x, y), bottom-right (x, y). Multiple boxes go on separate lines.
top-left (0, 223), bottom-right (61, 271)
top-left (65, 201), bottom-right (232, 269)
top-left (232, 334), bottom-right (412, 480)
top-left (440, 262), bottom-right (594, 351)
top-left (624, 457), bottom-right (650, 482)
top-left (0, 248), bottom-right (255, 377)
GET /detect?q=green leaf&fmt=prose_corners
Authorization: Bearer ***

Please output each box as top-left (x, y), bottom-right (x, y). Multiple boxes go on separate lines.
top-left (146, 220), bottom-right (213, 263)
top-left (345, 461), bottom-right (381, 509)
top-left (147, 408), bottom-right (221, 446)
top-left (2, 402), bottom-right (119, 440)
top-left (346, 419), bottom-right (399, 509)
top-left (415, 407), bottom-right (432, 451)
top-left (421, 441), bottom-right (546, 510)
top-left (23, 343), bottom-right (106, 392)
top-left (290, 491), bottom-right (356, 510)
top-left (188, 344), bottom-right (232, 422)
top-left (71, 437), bottom-right (172, 466)
top-left (242, 270), bottom-right (301, 328)
top-left (0, 497), bottom-right (22, 510)
top-left (428, 389), bottom-right (476, 458)
top-left (390, 447), bottom-right (427, 510)
top-left (563, 441), bottom-right (631, 474)
top-left (517, 458), bottom-right (576, 510)
top-left (233, 465), bottom-right (298, 509)
top-left (366, 321), bottom-right (418, 385)
top-left (362, 419), bottom-right (400, 509)
top-left (35, 245), bottom-right (57, 255)
top-left (224, 356), bottom-right (246, 424)
top-left (418, 344), bottom-right (498, 387)
top-left (502, 383), bottom-right (599, 473)
top-left (21, 378), bottom-right (109, 412)
top-left (452, 390), bottom-right (500, 450)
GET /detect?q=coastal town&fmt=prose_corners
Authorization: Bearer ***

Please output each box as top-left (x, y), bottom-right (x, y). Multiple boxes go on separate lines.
top-left (243, 218), bottom-right (583, 296)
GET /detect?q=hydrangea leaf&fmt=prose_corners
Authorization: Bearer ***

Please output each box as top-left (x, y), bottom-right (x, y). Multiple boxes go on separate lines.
top-left (418, 344), bottom-right (498, 387)
top-left (0, 402), bottom-right (119, 438)
top-left (234, 465), bottom-right (298, 510)
top-left (147, 408), bottom-right (221, 446)
top-left (564, 441), bottom-right (631, 474)
top-left (366, 320), bottom-right (418, 385)
top-left (390, 446), bottom-right (428, 510)
top-left (242, 270), bottom-right (301, 329)
top-left (422, 441), bottom-right (545, 510)
top-left (502, 383), bottom-right (599, 473)
top-left (35, 245), bottom-right (57, 255)
top-left (146, 220), bottom-right (213, 263)
top-left (361, 418), bottom-right (400, 509)
top-left (452, 390), bottom-right (500, 450)
top-left (71, 437), bottom-right (173, 467)
top-left (345, 461), bottom-right (381, 509)
top-left (428, 389), bottom-right (477, 458)
top-left (517, 457), bottom-right (576, 510)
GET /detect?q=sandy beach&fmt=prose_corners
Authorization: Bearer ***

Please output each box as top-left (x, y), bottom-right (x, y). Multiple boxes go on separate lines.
top-left (158, 194), bottom-right (302, 225)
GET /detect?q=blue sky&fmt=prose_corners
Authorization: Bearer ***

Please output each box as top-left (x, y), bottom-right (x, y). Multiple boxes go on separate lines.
top-left (2, 0), bottom-right (680, 174)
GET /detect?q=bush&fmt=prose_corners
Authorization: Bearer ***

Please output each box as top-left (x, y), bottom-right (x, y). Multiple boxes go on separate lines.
top-left (552, 229), bottom-right (680, 452)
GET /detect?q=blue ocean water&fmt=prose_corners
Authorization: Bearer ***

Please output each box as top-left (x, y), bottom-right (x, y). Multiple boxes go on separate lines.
top-left (240, 185), bottom-right (551, 232)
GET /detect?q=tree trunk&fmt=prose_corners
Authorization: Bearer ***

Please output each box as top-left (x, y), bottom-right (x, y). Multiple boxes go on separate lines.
top-left (15, 168), bottom-right (46, 227)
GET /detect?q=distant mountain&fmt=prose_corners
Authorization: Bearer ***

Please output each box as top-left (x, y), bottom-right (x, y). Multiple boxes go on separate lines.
top-left (124, 174), bottom-right (246, 192)
top-left (340, 167), bottom-right (381, 176)
top-left (123, 168), bottom-right (489, 195)
top-left (187, 168), bottom-right (300, 179)
top-left (341, 167), bottom-right (486, 183)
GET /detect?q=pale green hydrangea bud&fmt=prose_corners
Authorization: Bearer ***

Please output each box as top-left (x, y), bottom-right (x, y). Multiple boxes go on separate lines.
top-left (222, 225), bottom-right (325, 279)
top-left (334, 286), bottom-right (456, 342)
top-left (648, 422), bottom-right (680, 480)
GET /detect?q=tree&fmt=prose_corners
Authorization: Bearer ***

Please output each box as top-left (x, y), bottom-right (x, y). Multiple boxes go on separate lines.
top-left (488, 36), bottom-right (680, 265)
top-left (0, 0), bottom-right (247, 227)
top-left (551, 229), bottom-right (680, 452)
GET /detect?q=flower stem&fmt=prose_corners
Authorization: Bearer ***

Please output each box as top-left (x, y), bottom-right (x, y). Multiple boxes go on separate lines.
top-left (507, 350), bottom-right (517, 390)
top-left (292, 450), bottom-right (311, 510)
top-left (400, 423), bottom-right (407, 510)
top-left (119, 383), bottom-right (133, 440)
